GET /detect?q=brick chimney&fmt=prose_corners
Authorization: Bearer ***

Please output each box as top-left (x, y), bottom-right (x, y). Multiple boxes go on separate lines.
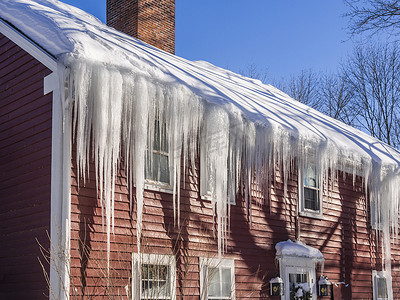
top-left (107, 0), bottom-right (175, 54)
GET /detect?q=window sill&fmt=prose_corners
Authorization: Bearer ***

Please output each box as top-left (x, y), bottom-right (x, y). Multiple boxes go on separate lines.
top-left (370, 223), bottom-right (383, 231)
top-left (299, 210), bottom-right (324, 220)
top-left (201, 194), bottom-right (212, 201)
top-left (144, 182), bottom-right (173, 194)
top-left (200, 193), bottom-right (236, 205)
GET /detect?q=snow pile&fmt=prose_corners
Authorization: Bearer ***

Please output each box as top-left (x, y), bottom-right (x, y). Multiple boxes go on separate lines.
top-left (1, 1), bottom-right (400, 289)
top-left (296, 282), bottom-right (310, 292)
top-left (318, 275), bottom-right (330, 286)
top-left (270, 277), bottom-right (283, 284)
top-left (275, 239), bottom-right (324, 260)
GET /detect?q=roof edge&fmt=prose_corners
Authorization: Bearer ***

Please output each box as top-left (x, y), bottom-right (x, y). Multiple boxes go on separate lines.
top-left (0, 18), bottom-right (57, 71)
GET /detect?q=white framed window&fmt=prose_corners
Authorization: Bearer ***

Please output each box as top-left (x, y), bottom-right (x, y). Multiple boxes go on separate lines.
top-left (145, 119), bottom-right (170, 187)
top-left (372, 271), bottom-right (388, 300)
top-left (132, 253), bottom-right (176, 300)
top-left (200, 129), bottom-right (235, 205)
top-left (298, 164), bottom-right (322, 217)
top-left (199, 257), bottom-right (235, 300)
top-left (278, 257), bottom-right (318, 300)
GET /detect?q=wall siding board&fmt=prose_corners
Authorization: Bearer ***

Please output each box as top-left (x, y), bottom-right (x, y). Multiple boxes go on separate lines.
top-left (0, 33), bottom-right (52, 299)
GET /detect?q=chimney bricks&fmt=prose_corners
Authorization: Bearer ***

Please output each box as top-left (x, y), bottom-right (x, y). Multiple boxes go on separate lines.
top-left (107, 0), bottom-right (175, 54)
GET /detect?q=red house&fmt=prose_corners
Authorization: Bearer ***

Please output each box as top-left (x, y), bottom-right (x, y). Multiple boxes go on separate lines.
top-left (1, 1), bottom-right (400, 299)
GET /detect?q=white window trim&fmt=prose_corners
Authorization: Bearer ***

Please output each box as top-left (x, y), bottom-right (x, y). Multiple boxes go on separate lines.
top-left (199, 257), bottom-right (235, 300)
top-left (298, 164), bottom-right (323, 218)
top-left (132, 253), bottom-right (176, 300)
top-left (372, 270), bottom-right (388, 300)
top-left (278, 256), bottom-right (319, 300)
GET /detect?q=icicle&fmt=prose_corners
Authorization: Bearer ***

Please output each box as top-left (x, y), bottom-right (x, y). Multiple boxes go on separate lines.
top-left (203, 105), bottom-right (230, 257)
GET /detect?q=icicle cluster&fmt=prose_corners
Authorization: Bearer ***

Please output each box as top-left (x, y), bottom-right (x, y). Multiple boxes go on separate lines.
top-left (62, 58), bottom-right (400, 296)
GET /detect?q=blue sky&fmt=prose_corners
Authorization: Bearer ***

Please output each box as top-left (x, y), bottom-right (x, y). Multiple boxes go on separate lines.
top-left (62, 0), bottom-right (354, 81)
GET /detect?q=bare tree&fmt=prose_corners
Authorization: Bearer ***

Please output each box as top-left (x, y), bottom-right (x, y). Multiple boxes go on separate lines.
top-left (239, 63), bottom-right (269, 83)
top-left (276, 69), bottom-right (323, 110)
top-left (344, 0), bottom-right (400, 36)
top-left (343, 43), bottom-right (400, 147)
top-left (319, 72), bottom-right (356, 126)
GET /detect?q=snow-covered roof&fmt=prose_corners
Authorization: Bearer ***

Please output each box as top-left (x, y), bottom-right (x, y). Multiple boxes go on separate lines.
top-left (276, 239), bottom-right (324, 260)
top-left (1, 0), bottom-right (400, 169)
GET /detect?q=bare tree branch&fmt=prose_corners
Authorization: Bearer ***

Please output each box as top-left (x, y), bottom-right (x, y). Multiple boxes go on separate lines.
top-left (275, 69), bottom-right (323, 110)
top-left (344, 0), bottom-right (400, 36)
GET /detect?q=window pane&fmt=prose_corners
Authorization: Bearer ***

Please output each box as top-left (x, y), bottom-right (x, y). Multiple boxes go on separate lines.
top-left (153, 120), bottom-right (168, 152)
top-left (377, 277), bottom-right (388, 298)
top-left (221, 268), bottom-right (232, 297)
top-left (304, 187), bottom-right (319, 211)
top-left (304, 165), bottom-right (317, 188)
top-left (146, 152), bottom-right (170, 184)
top-left (145, 119), bottom-right (169, 184)
top-left (158, 279), bottom-right (170, 298)
top-left (141, 264), bottom-right (170, 299)
top-left (208, 267), bottom-right (221, 297)
top-left (159, 265), bottom-right (169, 280)
top-left (289, 273), bottom-right (308, 292)
top-left (142, 264), bottom-right (149, 279)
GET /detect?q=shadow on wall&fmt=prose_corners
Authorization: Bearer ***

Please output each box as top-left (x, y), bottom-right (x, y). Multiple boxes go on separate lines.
top-left (230, 164), bottom-right (295, 299)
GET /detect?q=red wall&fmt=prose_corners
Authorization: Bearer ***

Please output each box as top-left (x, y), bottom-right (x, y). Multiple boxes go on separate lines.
top-left (69, 153), bottom-right (400, 299)
top-left (0, 33), bottom-right (52, 299)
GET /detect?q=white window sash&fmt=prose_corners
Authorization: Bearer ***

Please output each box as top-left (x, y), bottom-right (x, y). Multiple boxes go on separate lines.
top-left (145, 118), bottom-right (171, 186)
top-left (199, 258), bottom-right (235, 300)
top-left (132, 253), bottom-right (176, 300)
top-left (298, 162), bottom-right (323, 217)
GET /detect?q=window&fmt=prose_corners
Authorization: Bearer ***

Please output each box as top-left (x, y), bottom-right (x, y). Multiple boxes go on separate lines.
top-left (373, 271), bottom-right (388, 300)
top-left (299, 164), bottom-right (322, 217)
top-left (132, 253), bottom-right (176, 300)
top-left (200, 258), bottom-right (235, 300)
top-left (200, 128), bottom-right (235, 205)
top-left (145, 119), bottom-right (170, 185)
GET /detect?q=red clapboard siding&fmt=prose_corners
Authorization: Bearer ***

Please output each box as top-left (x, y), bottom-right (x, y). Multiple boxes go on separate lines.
top-left (0, 33), bottom-right (52, 299)
top-left (69, 146), bottom-right (400, 300)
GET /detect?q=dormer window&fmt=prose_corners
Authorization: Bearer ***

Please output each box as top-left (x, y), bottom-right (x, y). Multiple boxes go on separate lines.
top-left (299, 164), bottom-right (322, 217)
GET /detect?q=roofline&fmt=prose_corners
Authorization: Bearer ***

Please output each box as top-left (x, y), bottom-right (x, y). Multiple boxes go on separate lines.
top-left (0, 18), bottom-right (57, 71)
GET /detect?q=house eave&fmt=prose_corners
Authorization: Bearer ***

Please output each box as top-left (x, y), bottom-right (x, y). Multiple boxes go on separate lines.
top-left (0, 17), bottom-right (57, 72)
